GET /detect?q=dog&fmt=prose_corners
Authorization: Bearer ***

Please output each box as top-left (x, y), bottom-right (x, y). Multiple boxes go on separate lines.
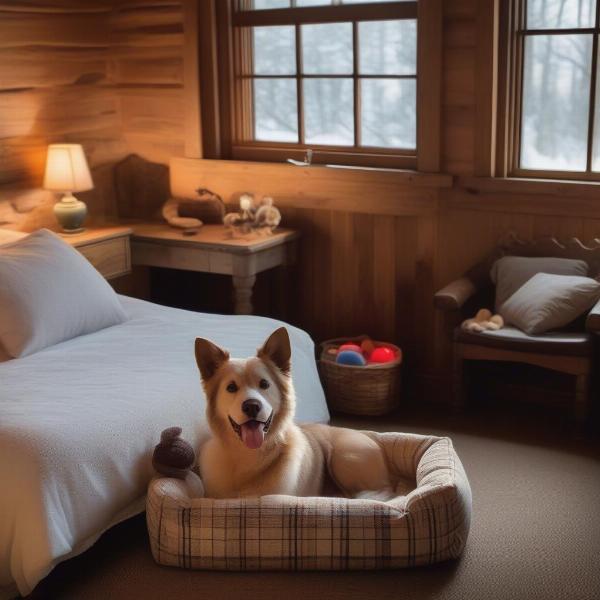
top-left (195, 327), bottom-right (393, 499)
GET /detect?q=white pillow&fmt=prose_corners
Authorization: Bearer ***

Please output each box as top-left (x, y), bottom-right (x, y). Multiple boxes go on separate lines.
top-left (0, 228), bottom-right (27, 246)
top-left (0, 229), bottom-right (127, 357)
top-left (500, 273), bottom-right (600, 335)
top-left (490, 256), bottom-right (588, 311)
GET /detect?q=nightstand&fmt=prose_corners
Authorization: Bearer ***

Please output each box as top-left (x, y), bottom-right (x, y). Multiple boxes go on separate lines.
top-left (62, 225), bottom-right (132, 280)
top-left (129, 222), bottom-right (299, 315)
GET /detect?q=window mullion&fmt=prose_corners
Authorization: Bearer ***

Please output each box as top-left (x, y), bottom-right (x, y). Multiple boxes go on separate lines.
top-left (295, 23), bottom-right (304, 145)
top-left (586, 4), bottom-right (600, 172)
top-left (233, 3), bottom-right (417, 27)
top-left (586, 36), bottom-right (598, 173)
top-left (353, 21), bottom-right (360, 148)
top-left (513, 0), bottom-right (527, 173)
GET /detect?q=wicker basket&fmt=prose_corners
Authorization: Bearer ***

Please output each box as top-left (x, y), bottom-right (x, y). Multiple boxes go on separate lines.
top-left (318, 336), bottom-right (402, 416)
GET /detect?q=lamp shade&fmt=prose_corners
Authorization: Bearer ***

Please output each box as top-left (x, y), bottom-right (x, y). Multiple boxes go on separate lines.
top-left (43, 144), bottom-right (93, 193)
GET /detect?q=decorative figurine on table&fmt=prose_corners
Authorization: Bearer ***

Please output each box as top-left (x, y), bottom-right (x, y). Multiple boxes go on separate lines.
top-left (223, 193), bottom-right (282, 237)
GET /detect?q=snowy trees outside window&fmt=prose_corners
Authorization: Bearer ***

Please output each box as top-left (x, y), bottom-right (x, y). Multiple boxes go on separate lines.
top-left (519, 0), bottom-right (600, 174)
top-left (243, 2), bottom-right (417, 151)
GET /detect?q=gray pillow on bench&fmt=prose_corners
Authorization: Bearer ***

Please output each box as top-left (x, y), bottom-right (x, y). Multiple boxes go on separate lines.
top-left (490, 256), bottom-right (589, 312)
top-left (500, 273), bottom-right (600, 335)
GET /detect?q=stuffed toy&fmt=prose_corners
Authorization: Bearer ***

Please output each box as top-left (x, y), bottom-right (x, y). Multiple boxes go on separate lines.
top-left (461, 308), bottom-right (504, 333)
top-left (223, 193), bottom-right (281, 235)
top-left (152, 427), bottom-right (204, 497)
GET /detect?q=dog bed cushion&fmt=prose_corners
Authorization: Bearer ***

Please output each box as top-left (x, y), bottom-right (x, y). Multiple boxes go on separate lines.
top-left (146, 432), bottom-right (472, 570)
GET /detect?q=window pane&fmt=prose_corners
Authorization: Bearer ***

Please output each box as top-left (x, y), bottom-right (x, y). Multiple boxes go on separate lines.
top-left (304, 78), bottom-right (354, 145)
top-left (253, 26), bottom-right (296, 75)
top-left (520, 34), bottom-right (592, 171)
top-left (302, 23), bottom-right (353, 74)
top-left (359, 20), bottom-right (416, 75)
top-left (250, 0), bottom-right (290, 9)
top-left (526, 0), bottom-right (595, 29)
top-left (297, 0), bottom-right (331, 5)
top-left (254, 78), bottom-right (298, 142)
top-left (361, 78), bottom-right (416, 148)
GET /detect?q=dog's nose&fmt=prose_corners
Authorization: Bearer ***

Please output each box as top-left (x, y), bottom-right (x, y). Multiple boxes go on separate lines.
top-left (242, 399), bottom-right (261, 419)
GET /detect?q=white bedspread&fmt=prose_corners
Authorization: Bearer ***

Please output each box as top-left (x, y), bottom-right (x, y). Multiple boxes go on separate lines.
top-left (0, 296), bottom-right (328, 596)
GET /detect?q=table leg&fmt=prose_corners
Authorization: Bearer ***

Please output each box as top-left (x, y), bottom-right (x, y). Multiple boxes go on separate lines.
top-left (233, 275), bottom-right (256, 315)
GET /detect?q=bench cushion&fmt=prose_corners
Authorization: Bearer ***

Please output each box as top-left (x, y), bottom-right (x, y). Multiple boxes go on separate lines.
top-left (455, 326), bottom-right (593, 357)
top-left (146, 432), bottom-right (472, 570)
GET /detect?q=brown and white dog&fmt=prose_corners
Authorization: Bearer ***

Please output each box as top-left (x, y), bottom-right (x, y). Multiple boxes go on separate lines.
top-left (195, 327), bottom-right (393, 499)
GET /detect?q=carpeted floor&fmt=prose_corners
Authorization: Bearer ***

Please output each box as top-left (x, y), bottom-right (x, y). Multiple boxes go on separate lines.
top-left (30, 405), bottom-right (600, 600)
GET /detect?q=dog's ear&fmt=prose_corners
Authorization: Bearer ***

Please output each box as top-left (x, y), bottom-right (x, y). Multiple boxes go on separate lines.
top-left (195, 338), bottom-right (229, 381)
top-left (258, 327), bottom-right (291, 374)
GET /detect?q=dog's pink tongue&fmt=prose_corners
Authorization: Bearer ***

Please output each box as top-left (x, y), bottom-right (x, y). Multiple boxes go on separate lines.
top-left (241, 421), bottom-right (265, 450)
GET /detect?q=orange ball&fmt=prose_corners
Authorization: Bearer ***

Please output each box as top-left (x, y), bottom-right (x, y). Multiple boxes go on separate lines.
top-left (360, 338), bottom-right (376, 356)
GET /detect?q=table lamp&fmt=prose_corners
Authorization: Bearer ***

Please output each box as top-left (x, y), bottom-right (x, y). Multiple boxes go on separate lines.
top-left (43, 144), bottom-right (93, 233)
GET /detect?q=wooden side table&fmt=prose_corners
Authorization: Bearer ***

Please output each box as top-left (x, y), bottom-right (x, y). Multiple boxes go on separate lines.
top-left (62, 225), bottom-right (132, 280)
top-left (129, 222), bottom-right (300, 315)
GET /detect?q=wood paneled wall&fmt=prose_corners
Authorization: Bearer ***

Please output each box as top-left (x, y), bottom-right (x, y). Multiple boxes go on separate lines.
top-left (0, 0), bottom-right (185, 229)
top-left (0, 1), bottom-right (129, 228)
top-left (110, 0), bottom-right (187, 164)
top-left (3, 0), bottom-right (599, 403)
top-left (442, 0), bottom-right (476, 176)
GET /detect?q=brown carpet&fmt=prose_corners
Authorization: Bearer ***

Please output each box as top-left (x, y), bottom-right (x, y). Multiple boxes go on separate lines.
top-left (29, 406), bottom-right (600, 600)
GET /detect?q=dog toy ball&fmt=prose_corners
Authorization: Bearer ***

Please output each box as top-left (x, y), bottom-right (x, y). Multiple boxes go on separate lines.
top-left (339, 343), bottom-right (362, 354)
top-left (336, 350), bottom-right (367, 366)
top-left (370, 347), bottom-right (396, 364)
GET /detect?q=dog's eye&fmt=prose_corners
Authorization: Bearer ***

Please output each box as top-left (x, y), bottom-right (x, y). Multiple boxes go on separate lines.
top-left (259, 379), bottom-right (270, 390)
top-left (226, 382), bottom-right (238, 393)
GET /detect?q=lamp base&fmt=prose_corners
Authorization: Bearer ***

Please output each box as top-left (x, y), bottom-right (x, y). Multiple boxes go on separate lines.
top-left (59, 227), bottom-right (86, 235)
top-left (54, 192), bottom-right (88, 233)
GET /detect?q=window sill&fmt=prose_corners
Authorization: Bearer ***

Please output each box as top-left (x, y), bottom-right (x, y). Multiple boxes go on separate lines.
top-left (231, 144), bottom-right (420, 173)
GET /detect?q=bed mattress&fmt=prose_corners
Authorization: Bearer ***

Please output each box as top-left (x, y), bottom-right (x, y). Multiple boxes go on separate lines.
top-left (0, 296), bottom-right (328, 596)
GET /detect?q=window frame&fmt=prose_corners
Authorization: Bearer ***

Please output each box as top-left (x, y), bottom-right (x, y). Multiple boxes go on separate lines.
top-left (499, 0), bottom-right (600, 181)
top-left (198, 0), bottom-right (442, 171)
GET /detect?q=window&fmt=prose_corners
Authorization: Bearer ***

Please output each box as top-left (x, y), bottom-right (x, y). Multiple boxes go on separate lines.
top-left (505, 0), bottom-right (600, 179)
top-left (205, 0), bottom-right (439, 169)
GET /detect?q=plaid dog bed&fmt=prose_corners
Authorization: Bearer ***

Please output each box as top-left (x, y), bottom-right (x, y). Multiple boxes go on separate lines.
top-left (146, 432), bottom-right (472, 570)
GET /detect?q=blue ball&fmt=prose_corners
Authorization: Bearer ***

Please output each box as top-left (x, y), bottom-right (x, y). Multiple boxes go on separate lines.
top-left (336, 350), bottom-right (366, 366)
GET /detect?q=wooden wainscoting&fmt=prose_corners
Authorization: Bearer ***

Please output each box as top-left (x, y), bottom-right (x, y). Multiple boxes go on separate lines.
top-left (169, 157), bottom-right (451, 400)
top-left (167, 158), bottom-right (600, 404)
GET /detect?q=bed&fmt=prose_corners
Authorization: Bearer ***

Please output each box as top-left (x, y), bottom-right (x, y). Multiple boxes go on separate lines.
top-left (0, 295), bottom-right (329, 597)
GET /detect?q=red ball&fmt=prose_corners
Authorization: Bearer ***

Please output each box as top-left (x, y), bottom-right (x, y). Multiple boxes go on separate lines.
top-left (338, 343), bottom-right (362, 354)
top-left (369, 347), bottom-right (396, 364)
